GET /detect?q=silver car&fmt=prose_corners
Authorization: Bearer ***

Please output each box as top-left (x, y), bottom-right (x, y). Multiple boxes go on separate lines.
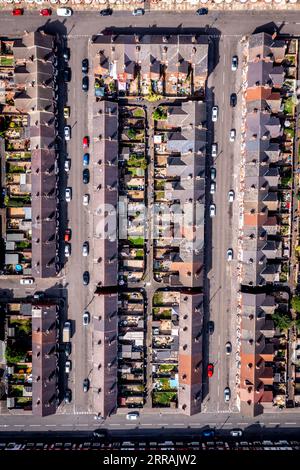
top-left (64, 125), bottom-right (71, 141)
top-left (65, 187), bottom-right (72, 202)
top-left (82, 241), bottom-right (89, 257)
top-left (209, 204), bottom-right (216, 218)
top-left (210, 181), bottom-right (216, 195)
top-left (212, 106), bottom-right (218, 122)
top-left (83, 311), bottom-right (90, 326)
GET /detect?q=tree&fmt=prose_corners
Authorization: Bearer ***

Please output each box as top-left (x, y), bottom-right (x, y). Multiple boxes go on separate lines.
top-left (5, 343), bottom-right (26, 364)
top-left (272, 312), bottom-right (293, 331)
top-left (127, 128), bottom-right (137, 140)
top-left (152, 107), bottom-right (167, 121)
top-left (291, 295), bottom-right (300, 313)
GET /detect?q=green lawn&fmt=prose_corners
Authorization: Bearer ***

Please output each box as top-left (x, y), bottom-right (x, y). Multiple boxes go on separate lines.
top-left (135, 248), bottom-right (144, 258)
top-left (284, 128), bottom-right (295, 140)
top-left (133, 108), bottom-right (144, 118)
top-left (0, 56), bottom-right (13, 67)
top-left (128, 236), bottom-right (144, 247)
top-left (152, 391), bottom-right (177, 406)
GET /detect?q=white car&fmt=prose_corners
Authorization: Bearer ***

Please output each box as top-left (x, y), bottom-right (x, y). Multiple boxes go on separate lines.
top-left (229, 129), bottom-right (236, 142)
top-left (227, 248), bottom-right (233, 261)
top-left (225, 341), bottom-right (232, 355)
top-left (65, 187), bottom-right (72, 202)
top-left (64, 125), bottom-right (71, 141)
top-left (126, 412), bottom-right (139, 421)
top-left (224, 387), bottom-right (231, 402)
top-left (231, 55), bottom-right (238, 71)
top-left (83, 311), bottom-right (90, 326)
top-left (132, 8), bottom-right (144, 16)
top-left (64, 159), bottom-right (71, 172)
top-left (230, 429), bottom-right (243, 437)
top-left (82, 241), bottom-right (89, 257)
top-left (65, 360), bottom-right (71, 374)
top-left (211, 143), bottom-right (218, 158)
top-left (212, 106), bottom-right (218, 122)
top-left (20, 278), bottom-right (34, 285)
top-left (209, 204), bottom-right (216, 218)
top-left (210, 181), bottom-right (216, 194)
top-left (64, 244), bottom-right (71, 258)
top-left (57, 8), bottom-right (73, 17)
top-left (228, 190), bottom-right (235, 203)
top-left (82, 194), bottom-right (89, 206)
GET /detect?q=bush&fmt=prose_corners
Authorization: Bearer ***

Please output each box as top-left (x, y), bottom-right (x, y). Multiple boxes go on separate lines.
top-left (273, 312), bottom-right (293, 331)
top-left (292, 295), bottom-right (300, 313)
top-left (152, 107), bottom-right (167, 121)
top-left (5, 344), bottom-right (26, 364)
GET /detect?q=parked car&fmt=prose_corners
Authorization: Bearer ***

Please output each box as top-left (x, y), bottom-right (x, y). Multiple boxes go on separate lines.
top-left (64, 159), bottom-right (71, 172)
top-left (228, 189), bottom-right (235, 202)
top-left (231, 55), bottom-right (238, 71)
top-left (209, 204), bottom-right (216, 218)
top-left (82, 241), bottom-right (89, 256)
top-left (83, 311), bottom-right (90, 326)
top-left (56, 8), bottom-right (73, 17)
top-left (64, 389), bottom-right (72, 403)
top-left (65, 342), bottom-right (71, 357)
top-left (210, 181), bottom-right (216, 195)
top-left (20, 278), bottom-right (34, 285)
top-left (212, 143), bottom-right (218, 158)
top-left (33, 291), bottom-right (45, 300)
top-left (83, 194), bottom-right (89, 206)
top-left (225, 341), bottom-right (232, 355)
top-left (64, 229), bottom-right (71, 242)
top-left (196, 8), bottom-right (208, 15)
top-left (64, 67), bottom-right (71, 82)
top-left (83, 153), bottom-right (89, 166)
top-left (12, 8), bottom-right (23, 16)
top-left (99, 8), bottom-right (113, 16)
top-left (83, 169), bottom-right (90, 184)
top-left (64, 244), bottom-right (71, 258)
top-left (65, 360), bottom-right (71, 374)
top-left (65, 187), bottom-right (72, 202)
top-left (210, 167), bottom-right (216, 181)
top-left (126, 412), bottom-right (139, 420)
top-left (83, 271), bottom-right (90, 285)
top-left (82, 136), bottom-right (89, 148)
top-left (207, 364), bottom-right (214, 378)
top-left (82, 58), bottom-right (89, 74)
top-left (64, 125), bottom-right (71, 141)
top-left (40, 8), bottom-right (52, 16)
top-left (202, 429), bottom-right (215, 438)
top-left (207, 321), bottom-right (214, 335)
top-left (224, 387), bottom-right (231, 402)
top-left (64, 106), bottom-right (70, 118)
top-left (83, 378), bottom-right (90, 393)
top-left (227, 248), bottom-right (233, 261)
top-left (63, 49), bottom-right (70, 62)
top-left (229, 129), bottom-right (236, 142)
top-left (230, 93), bottom-right (237, 107)
top-left (82, 76), bottom-right (89, 91)
top-left (212, 106), bottom-right (218, 122)
top-left (230, 429), bottom-right (243, 437)
top-left (132, 8), bottom-right (144, 16)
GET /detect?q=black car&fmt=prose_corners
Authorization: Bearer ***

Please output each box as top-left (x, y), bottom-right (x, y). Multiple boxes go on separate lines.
top-left (83, 168), bottom-right (90, 184)
top-left (63, 48), bottom-right (70, 62)
top-left (64, 67), bottom-right (71, 82)
top-left (207, 321), bottom-right (214, 335)
top-left (196, 7), bottom-right (208, 15)
top-left (83, 271), bottom-right (90, 286)
top-left (99, 8), bottom-right (112, 16)
top-left (93, 430), bottom-right (107, 439)
top-left (64, 389), bottom-right (72, 404)
top-left (65, 342), bottom-right (71, 356)
top-left (230, 93), bottom-right (237, 107)
top-left (83, 378), bottom-right (90, 393)
top-left (82, 58), bottom-right (89, 74)
top-left (82, 76), bottom-right (89, 91)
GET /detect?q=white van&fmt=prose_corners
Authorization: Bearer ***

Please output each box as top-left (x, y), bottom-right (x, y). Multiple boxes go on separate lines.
top-left (20, 278), bottom-right (34, 285)
top-left (56, 8), bottom-right (73, 17)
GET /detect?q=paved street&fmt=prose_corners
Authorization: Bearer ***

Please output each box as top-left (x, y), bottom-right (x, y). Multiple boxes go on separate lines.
top-left (2, 8), bottom-right (300, 433)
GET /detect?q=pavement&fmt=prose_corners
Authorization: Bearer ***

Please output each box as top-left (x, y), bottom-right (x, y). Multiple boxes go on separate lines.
top-left (1, 8), bottom-right (300, 434)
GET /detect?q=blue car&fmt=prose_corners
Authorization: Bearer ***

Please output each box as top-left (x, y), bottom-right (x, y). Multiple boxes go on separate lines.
top-left (83, 153), bottom-right (89, 166)
top-left (202, 429), bottom-right (215, 438)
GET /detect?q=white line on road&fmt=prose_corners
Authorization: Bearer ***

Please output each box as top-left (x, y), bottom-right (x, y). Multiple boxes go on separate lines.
top-left (61, 424), bottom-right (73, 427)
top-left (237, 423), bottom-right (248, 426)
top-left (45, 424), bottom-right (56, 427)
top-left (109, 424), bottom-right (121, 427)
top-left (222, 423), bottom-right (233, 426)
top-left (29, 424), bottom-right (41, 427)
top-left (269, 423), bottom-right (280, 425)
top-left (284, 422), bottom-right (297, 425)
top-left (13, 425), bottom-right (24, 427)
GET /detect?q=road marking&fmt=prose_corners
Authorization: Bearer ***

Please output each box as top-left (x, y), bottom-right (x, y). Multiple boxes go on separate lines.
top-left (284, 422), bottom-right (297, 425)
top-left (223, 423), bottom-right (233, 426)
top-left (29, 424), bottom-right (41, 427)
top-left (45, 424), bottom-right (56, 427)
top-left (61, 424), bottom-right (73, 427)
top-left (110, 424), bottom-right (121, 427)
top-left (237, 423), bottom-right (247, 426)
top-left (269, 422), bottom-right (280, 425)
top-left (79, 423), bottom-right (89, 427)
top-left (13, 424), bottom-right (24, 427)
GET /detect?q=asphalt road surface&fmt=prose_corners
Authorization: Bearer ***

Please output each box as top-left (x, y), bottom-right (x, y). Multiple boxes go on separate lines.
top-left (1, 9), bottom-right (300, 433)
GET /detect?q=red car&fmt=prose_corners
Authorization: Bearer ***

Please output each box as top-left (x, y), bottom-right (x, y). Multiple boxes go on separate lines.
top-left (64, 229), bottom-right (71, 242)
top-left (82, 136), bottom-right (89, 149)
top-left (12, 8), bottom-right (23, 16)
top-left (40, 9), bottom-right (52, 16)
top-left (207, 363), bottom-right (214, 378)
